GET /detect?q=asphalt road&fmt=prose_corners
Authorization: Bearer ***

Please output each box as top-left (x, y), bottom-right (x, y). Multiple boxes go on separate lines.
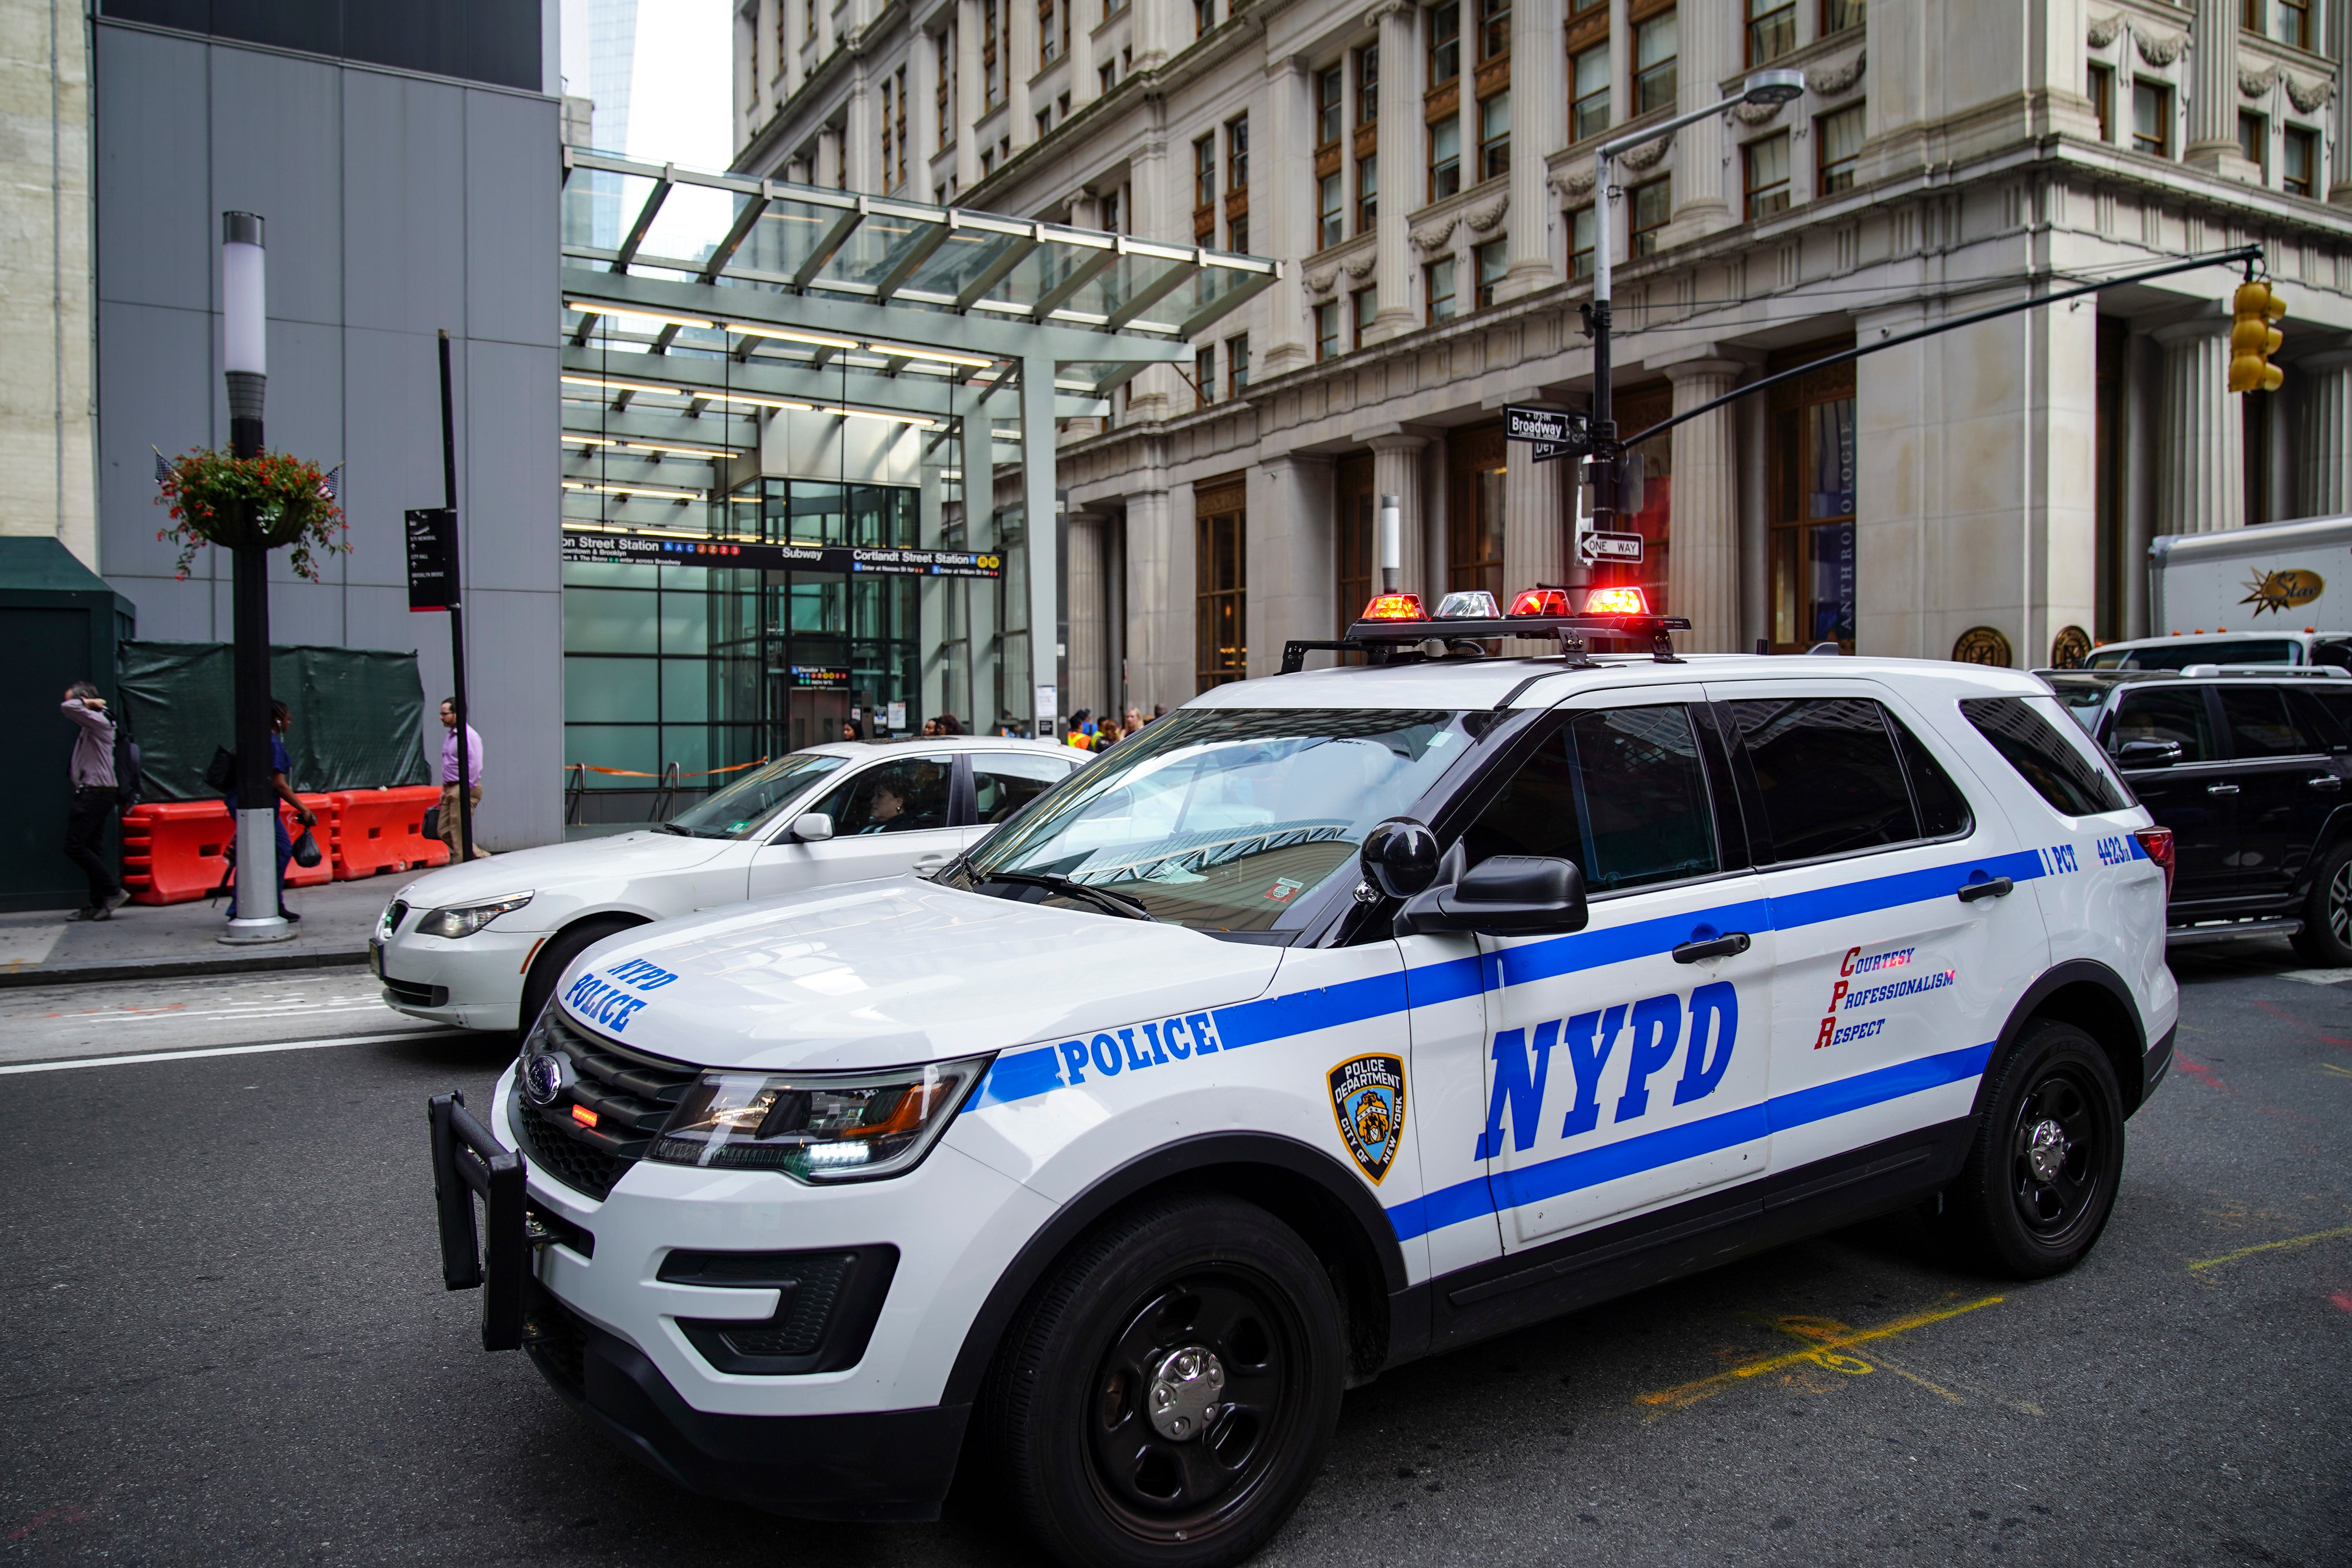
top-left (2, 949), bottom-right (2346, 1566)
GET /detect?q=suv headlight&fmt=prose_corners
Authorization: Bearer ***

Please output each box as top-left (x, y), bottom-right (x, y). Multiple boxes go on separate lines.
top-left (650, 1055), bottom-right (992, 1183)
top-left (416, 892), bottom-right (534, 939)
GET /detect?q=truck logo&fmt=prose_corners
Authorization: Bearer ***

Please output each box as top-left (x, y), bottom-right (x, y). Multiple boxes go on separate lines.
top-left (2239, 567), bottom-right (2324, 616)
top-left (1329, 1054), bottom-right (1406, 1185)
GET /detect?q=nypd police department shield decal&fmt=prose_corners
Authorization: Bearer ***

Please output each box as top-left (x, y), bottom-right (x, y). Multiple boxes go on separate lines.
top-left (1328, 1054), bottom-right (1406, 1184)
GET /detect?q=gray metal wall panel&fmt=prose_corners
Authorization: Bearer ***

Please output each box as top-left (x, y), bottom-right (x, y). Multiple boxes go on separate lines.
top-left (207, 46), bottom-right (344, 328)
top-left (342, 71), bottom-right (469, 338)
top-left (96, 300), bottom-right (215, 587)
top-left (339, 325), bottom-right (453, 590)
top-left (463, 339), bottom-right (559, 594)
top-left (464, 90), bottom-right (558, 349)
top-left (94, 27), bottom-right (212, 312)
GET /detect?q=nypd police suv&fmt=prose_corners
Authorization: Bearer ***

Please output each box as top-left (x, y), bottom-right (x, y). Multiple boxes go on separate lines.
top-left (428, 594), bottom-right (2175, 1568)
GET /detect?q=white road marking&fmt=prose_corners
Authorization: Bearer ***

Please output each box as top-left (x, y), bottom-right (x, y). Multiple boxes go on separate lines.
top-left (0, 1030), bottom-right (463, 1075)
top-left (0, 925), bottom-right (67, 971)
top-left (2278, 968), bottom-right (2352, 985)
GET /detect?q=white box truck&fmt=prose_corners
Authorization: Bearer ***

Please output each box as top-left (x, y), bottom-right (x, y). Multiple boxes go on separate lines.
top-left (2083, 514), bottom-right (2352, 670)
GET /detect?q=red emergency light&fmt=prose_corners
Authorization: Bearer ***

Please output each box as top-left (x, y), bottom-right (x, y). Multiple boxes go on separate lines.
top-left (1360, 592), bottom-right (1427, 621)
top-left (1508, 587), bottom-right (1571, 617)
top-left (1582, 586), bottom-right (1650, 616)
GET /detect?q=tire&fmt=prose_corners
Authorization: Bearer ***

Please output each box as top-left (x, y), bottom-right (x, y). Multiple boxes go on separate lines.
top-left (1940, 1019), bottom-right (2126, 1278)
top-left (2291, 840), bottom-right (2352, 967)
top-left (517, 915), bottom-right (642, 1036)
top-left (985, 1195), bottom-right (1346, 1568)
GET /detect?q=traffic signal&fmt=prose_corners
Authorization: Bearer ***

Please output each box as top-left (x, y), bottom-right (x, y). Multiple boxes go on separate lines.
top-left (2228, 280), bottom-right (2285, 393)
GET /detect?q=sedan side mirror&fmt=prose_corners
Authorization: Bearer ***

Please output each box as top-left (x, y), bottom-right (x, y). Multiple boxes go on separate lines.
top-left (1395, 854), bottom-right (1590, 938)
top-left (2117, 739), bottom-right (2183, 769)
top-left (790, 811), bottom-right (835, 843)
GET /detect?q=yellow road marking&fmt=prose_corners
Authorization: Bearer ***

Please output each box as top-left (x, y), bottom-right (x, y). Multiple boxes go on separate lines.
top-left (1636, 1296), bottom-right (2004, 1415)
top-left (2187, 1225), bottom-right (2352, 1272)
top-left (2321, 1063), bottom-right (2352, 1080)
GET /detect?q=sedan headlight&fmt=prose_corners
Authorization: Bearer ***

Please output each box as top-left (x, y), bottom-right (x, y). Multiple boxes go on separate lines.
top-left (415, 892), bottom-right (534, 939)
top-left (650, 1055), bottom-right (991, 1183)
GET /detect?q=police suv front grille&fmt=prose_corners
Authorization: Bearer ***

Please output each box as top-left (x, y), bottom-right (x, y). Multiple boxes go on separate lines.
top-left (511, 1010), bottom-right (700, 1200)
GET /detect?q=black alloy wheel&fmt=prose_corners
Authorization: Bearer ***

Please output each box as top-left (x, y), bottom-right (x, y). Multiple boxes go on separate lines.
top-left (2292, 840), bottom-right (2352, 967)
top-left (987, 1196), bottom-right (1345, 1568)
top-left (1941, 1019), bottom-right (2125, 1278)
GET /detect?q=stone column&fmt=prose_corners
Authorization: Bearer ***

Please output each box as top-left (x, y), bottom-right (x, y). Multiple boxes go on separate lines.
top-left (2185, 0), bottom-right (2258, 178)
top-left (1128, 128), bottom-right (1173, 417)
top-left (1262, 56), bottom-right (1315, 371)
top-left (1664, 0), bottom-right (1733, 242)
top-left (1664, 359), bottom-right (1744, 652)
top-left (1369, 2), bottom-right (1420, 339)
top-left (1498, 0), bottom-right (1565, 299)
top-left (2155, 314), bottom-right (2244, 534)
top-left (1066, 511), bottom-right (1107, 719)
top-left (1501, 392), bottom-right (1569, 603)
top-left (2301, 350), bottom-right (2352, 516)
top-left (844, 69), bottom-right (876, 192)
top-left (1370, 433), bottom-right (1432, 601)
top-left (1070, 1), bottom-right (1097, 108)
top-left (1247, 455), bottom-right (1336, 677)
top-left (911, 25), bottom-right (939, 201)
top-left (956, 0), bottom-right (983, 194)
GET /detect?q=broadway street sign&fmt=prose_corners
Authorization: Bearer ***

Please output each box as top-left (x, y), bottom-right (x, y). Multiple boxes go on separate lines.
top-left (1504, 404), bottom-right (1590, 451)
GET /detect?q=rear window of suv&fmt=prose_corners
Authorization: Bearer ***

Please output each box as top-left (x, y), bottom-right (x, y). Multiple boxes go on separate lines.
top-left (1960, 696), bottom-right (2129, 816)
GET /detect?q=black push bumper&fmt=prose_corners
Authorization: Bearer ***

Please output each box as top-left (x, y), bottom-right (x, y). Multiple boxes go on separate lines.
top-left (426, 1089), bottom-right (968, 1522)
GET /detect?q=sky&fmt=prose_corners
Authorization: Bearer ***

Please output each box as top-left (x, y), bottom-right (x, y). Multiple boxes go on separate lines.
top-left (559, 0), bottom-right (733, 171)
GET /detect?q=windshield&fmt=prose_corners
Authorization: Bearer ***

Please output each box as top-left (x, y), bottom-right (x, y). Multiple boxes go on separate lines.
top-left (2088, 638), bottom-right (2297, 670)
top-left (953, 707), bottom-right (1475, 930)
top-left (664, 752), bottom-right (848, 839)
top-left (2042, 680), bottom-right (2113, 734)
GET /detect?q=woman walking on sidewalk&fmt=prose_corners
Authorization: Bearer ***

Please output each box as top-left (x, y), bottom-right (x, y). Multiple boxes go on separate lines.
top-left (59, 683), bottom-right (128, 922)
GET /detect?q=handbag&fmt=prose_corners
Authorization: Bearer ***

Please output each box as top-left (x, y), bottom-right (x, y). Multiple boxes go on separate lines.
top-left (291, 827), bottom-right (323, 869)
top-left (421, 805), bottom-right (440, 842)
top-left (203, 746), bottom-right (236, 796)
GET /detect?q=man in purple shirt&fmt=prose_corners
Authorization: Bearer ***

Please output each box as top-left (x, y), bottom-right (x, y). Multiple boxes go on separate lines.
top-left (439, 698), bottom-right (488, 859)
top-left (59, 682), bottom-right (128, 920)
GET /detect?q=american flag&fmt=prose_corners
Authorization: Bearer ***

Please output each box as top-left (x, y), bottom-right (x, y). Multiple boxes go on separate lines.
top-left (321, 463), bottom-right (341, 501)
top-left (152, 446), bottom-right (169, 486)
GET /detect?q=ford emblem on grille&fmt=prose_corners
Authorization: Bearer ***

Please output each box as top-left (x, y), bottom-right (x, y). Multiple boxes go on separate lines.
top-left (521, 1051), bottom-right (572, 1107)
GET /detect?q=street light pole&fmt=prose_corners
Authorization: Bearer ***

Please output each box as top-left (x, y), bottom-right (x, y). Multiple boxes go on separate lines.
top-left (1583, 70), bottom-right (1805, 558)
top-left (219, 211), bottom-right (291, 945)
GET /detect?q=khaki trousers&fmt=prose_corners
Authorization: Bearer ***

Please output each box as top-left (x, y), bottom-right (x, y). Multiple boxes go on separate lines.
top-left (439, 783), bottom-right (488, 859)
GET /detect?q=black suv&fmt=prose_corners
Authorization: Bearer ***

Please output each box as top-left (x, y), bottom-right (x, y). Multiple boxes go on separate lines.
top-left (2043, 667), bottom-right (2352, 963)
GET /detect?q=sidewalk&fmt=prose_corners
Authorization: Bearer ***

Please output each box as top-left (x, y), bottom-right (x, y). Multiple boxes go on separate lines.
top-left (0, 875), bottom-right (404, 986)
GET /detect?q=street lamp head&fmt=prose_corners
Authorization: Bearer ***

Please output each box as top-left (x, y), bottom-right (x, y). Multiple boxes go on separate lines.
top-left (1740, 68), bottom-right (1806, 106)
top-left (220, 211), bottom-right (267, 380)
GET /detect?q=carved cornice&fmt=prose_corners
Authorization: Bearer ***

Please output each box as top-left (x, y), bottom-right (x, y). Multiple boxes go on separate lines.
top-left (1464, 193), bottom-right (1509, 232)
top-left (1619, 134), bottom-right (1671, 170)
top-left (1731, 98), bottom-right (1786, 125)
top-left (2087, 12), bottom-right (2124, 47)
top-left (1343, 252), bottom-right (1378, 280)
top-left (2286, 75), bottom-right (2335, 113)
top-left (1304, 265), bottom-right (1339, 295)
top-left (1549, 163), bottom-right (1598, 197)
top-left (1409, 213), bottom-right (1460, 252)
top-left (2133, 27), bottom-right (2185, 67)
top-left (1807, 48), bottom-right (1866, 97)
top-left (2240, 63), bottom-right (2282, 98)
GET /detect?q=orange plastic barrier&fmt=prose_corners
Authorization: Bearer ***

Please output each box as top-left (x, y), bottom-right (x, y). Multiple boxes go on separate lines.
top-left (121, 801), bottom-right (233, 905)
top-left (330, 785), bottom-right (451, 880)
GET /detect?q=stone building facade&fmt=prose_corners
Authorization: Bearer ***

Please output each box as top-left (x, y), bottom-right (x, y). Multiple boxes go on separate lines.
top-left (736, 0), bottom-right (2352, 715)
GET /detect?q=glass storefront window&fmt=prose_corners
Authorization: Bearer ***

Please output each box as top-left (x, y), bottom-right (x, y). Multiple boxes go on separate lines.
top-left (1768, 342), bottom-right (1859, 651)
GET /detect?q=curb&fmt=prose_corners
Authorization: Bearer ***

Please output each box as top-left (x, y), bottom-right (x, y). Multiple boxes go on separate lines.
top-left (0, 948), bottom-right (371, 989)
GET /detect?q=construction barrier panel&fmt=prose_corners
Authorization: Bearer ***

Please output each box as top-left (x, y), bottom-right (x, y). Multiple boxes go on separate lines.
top-left (330, 785), bottom-right (450, 881)
top-left (120, 801), bottom-right (232, 905)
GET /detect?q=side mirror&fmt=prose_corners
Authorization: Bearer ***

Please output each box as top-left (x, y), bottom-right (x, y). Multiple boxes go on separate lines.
top-left (2117, 739), bottom-right (2183, 770)
top-left (790, 811), bottom-right (835, 842)
top-left (1360, 818), bottom-right (1441, 899)
top-left (1395, 854), bottom-right (1590, 938)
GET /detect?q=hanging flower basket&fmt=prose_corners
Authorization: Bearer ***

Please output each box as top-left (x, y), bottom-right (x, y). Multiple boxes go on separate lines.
top-left (154, 448), bottom-right (349, 582)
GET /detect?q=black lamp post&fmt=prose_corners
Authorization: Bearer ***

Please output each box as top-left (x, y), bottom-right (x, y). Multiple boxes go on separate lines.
top-left (220, 210), bottom-right (290, 943)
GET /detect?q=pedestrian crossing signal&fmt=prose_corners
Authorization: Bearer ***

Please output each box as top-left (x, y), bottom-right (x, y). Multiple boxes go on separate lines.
top-left (2228, 280), bottom-right (2285, 394)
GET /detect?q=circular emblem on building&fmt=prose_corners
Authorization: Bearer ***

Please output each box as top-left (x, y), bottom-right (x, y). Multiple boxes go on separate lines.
top-left (521, 1050), bottom-right (572, 1108)
top-left (1951, 626), bottom-right (2014, 667)
top-left (2049, 625), bottom-right (2092, 670)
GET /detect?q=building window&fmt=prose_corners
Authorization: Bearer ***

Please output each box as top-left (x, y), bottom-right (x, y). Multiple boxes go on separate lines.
top-left (1195, 343), bottom-right (1217, 406)
top-left (1768, 345), bottom-right (1858, 651)
top-left (1569, 206), bottom-right (1595, 277)
top-left (2270, 0), bottom-right (2310, 47)
top-left (1816, 104), bottom-right (1864, 191)
top-left (1431, 117), bottom-right (1462, 200)
top-left (2131, 80), bottom-right (2171, 158)
top-left (1227, 333), bottom-right (1250, 395)
top-left (1039, 0), bottom-right (1058, 64)
top-left (1447, 424), bottom-right (1508, 601)
top-left (1748, 0), bottom-right (1795, 65)
top-left (1479, 0), bottom-right (1511, 63)
top-left (2283, 126), bottom-right (2317, 196)
top-left (1196, 482), bottom-right (1247, 690)
top-left (1228, 115), bottom-right (1249, 197)
top-left (1358, 46), bottom-right (1380, 124)
top-left (1430, 0), bottom-right (1460, 84)
top-left (2087, 61), bottom-right (2112, 142)
top-left (1357, 153), bottom-right (1379, 232)
top-left (1744, 133), bottom-right (1790, 218)
top-left (1630, 177), bottom-right (1671, 254)
top-left (1613, 383), bottom-right (1674, 616)
top-left (1037, 108), bottom-right (1053, 139)
top-left (983, 0), bottom-right (1002, 107)
top-left (2239, 111), bottom-right (2268, 179)
top-left (1820, 0), bottom-right (1863, 33)
top-left (806, 0), bottom-right (817, 43)
top-left (1475, 238), bottom-right (1507, 307)
top-left (1317, 64), bottom-right (1345, 144)
top-left (881, 74), bottom-right (896, 187)
top-left (1337, 453), bottom-right (1375, 640)
top-left (1315, 300), bottom-right (1341, 361)
top-left (1100, 61), bottom-right (1115, 93)
top-left (1572, 43), bottom-right (1610, 141)
top-left (1101, 189), bottom-right (1120, 232)
top-left (1195, 0), bottom-right (1215, 36)
top-left (1428, 256), bottom-right (1458, 323)
top-left (1353, 286), bottom-right (1379, 347)
top-left (1480, 89), bottom-right (1511, 178)
top-left (1635, 11), bottom-right (1677, 115)
top-left (937, 31), bottom-right (953, 150)
top-left (1194, 134), bottom-right (1217, 211)
top-left (1318, 172), bottom-right (1344, 247)
top-left (894, 66), bottom-right (909, 185)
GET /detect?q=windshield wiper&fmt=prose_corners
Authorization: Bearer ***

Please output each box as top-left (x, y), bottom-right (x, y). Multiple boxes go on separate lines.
top-left (977, 871), bottom-right (1156, 922)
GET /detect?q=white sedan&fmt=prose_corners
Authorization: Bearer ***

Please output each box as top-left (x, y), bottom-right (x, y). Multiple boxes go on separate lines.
top-left (373, 737), bottom-right (1079, 1032)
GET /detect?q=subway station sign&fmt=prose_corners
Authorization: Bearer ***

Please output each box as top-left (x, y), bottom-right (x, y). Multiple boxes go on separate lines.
top-left (562, 528), bottom-right (1002, 579)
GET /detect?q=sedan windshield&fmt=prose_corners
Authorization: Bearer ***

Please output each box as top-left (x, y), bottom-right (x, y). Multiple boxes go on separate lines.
top-left (663, 752), bottom-right (848, 839)
top-left (951, 708), bottom-right (1474, 930)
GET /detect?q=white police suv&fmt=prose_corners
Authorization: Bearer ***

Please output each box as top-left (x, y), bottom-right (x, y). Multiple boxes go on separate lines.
top-left (428, 596), bottom-right (2175, 1568)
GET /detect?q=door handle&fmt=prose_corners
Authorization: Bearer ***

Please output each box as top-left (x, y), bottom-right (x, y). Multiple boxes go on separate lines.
top-left (2205, 783), bottom-right (2240, 796)
top-left (2309, 776), bottom-right (2344, 792)
top-left (1671, 932), bottom-right (1751, 963)
top-left (1957, 877), bottom-right (2014, 903)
